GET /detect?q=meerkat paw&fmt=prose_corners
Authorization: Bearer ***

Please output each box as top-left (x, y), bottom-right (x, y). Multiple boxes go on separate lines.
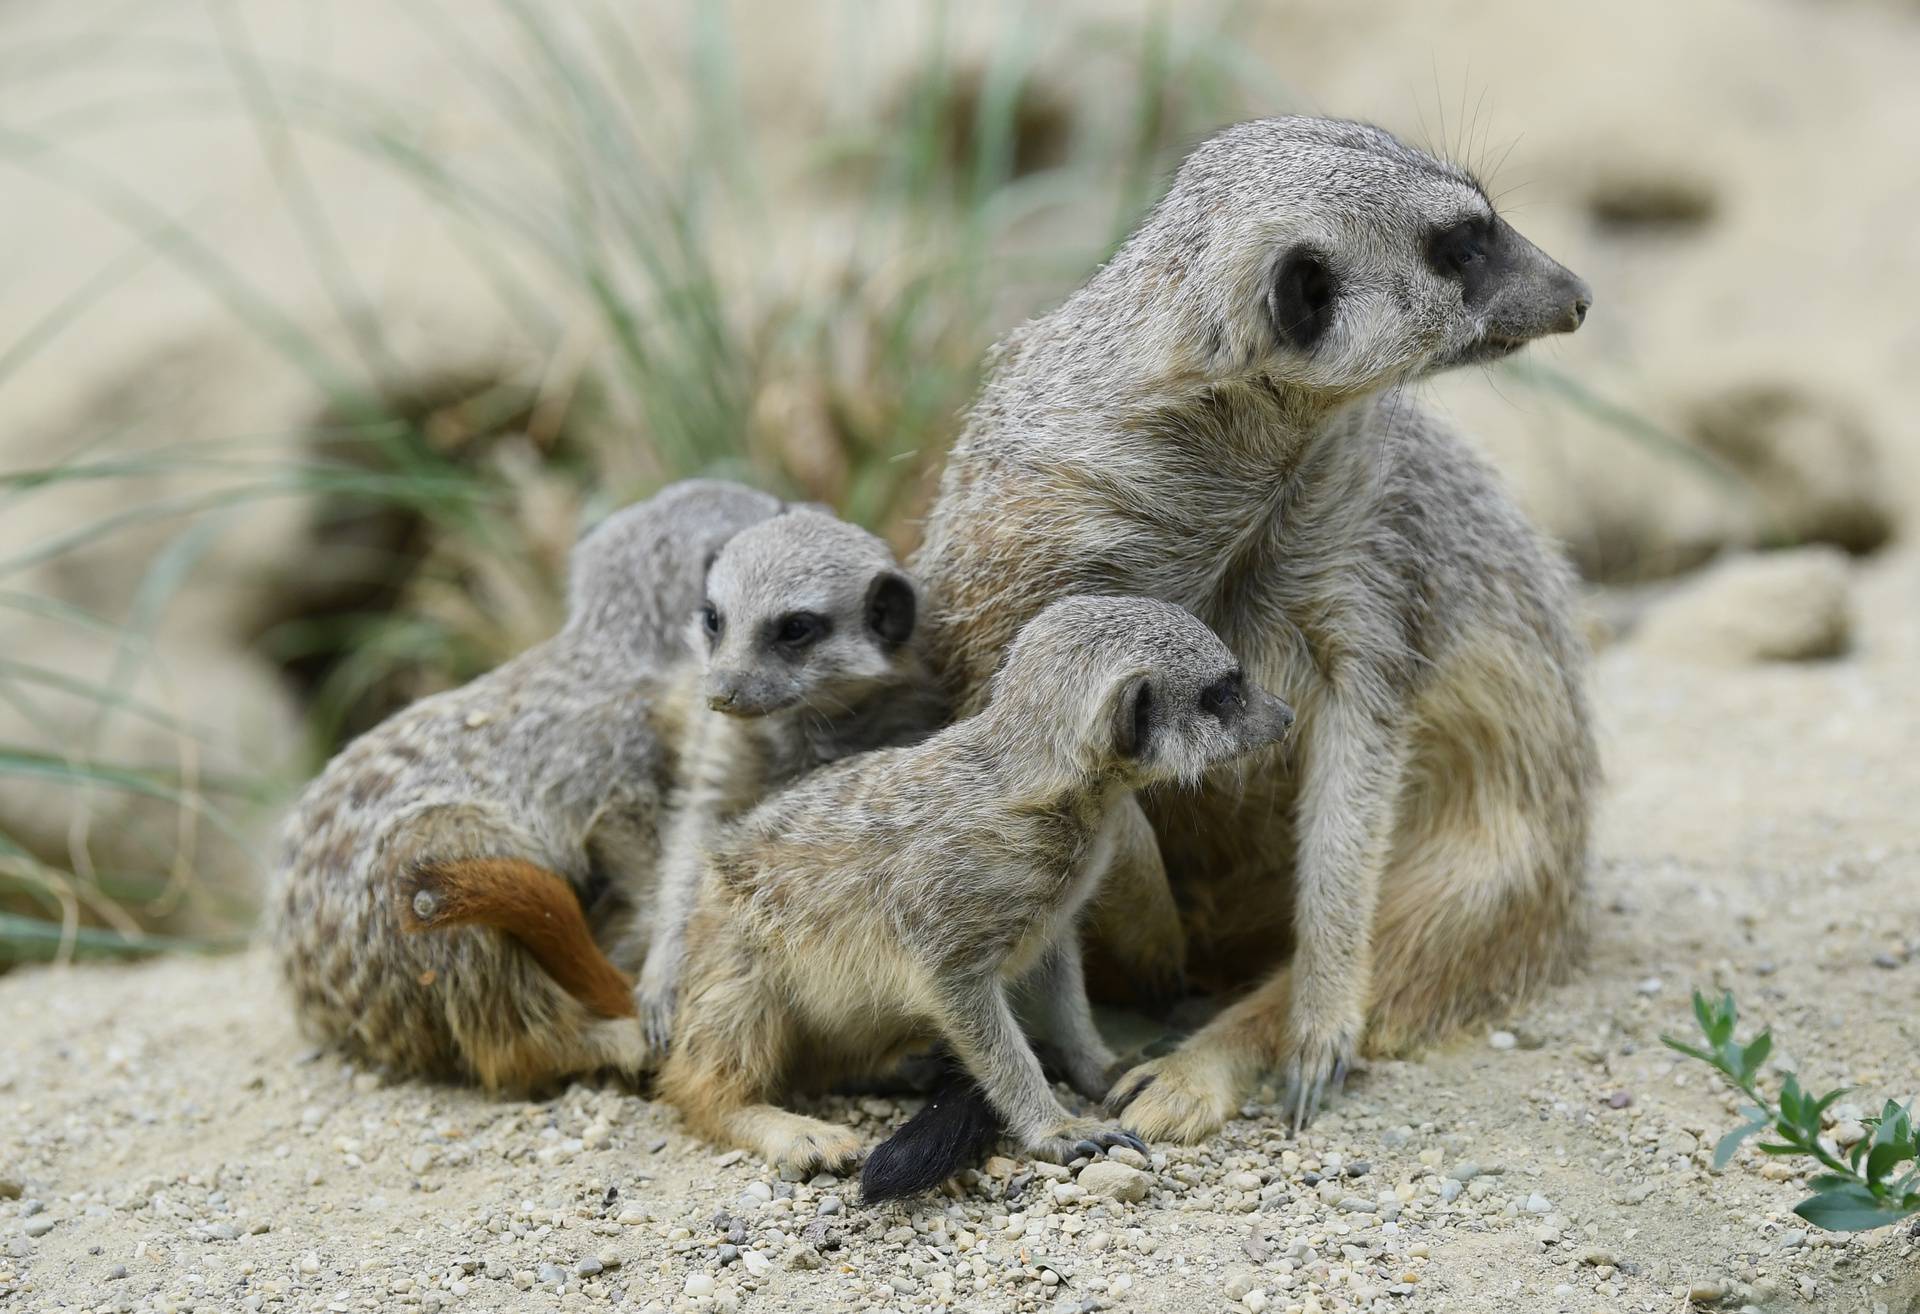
top-left (1279, 1010), bottom-right (1360, 1132)
top-left (1023, 1117), bottom-right (1148, 1166)
top-left (633, 981), bottom-right (677, 1055)
top-left (1105, 1050), bottom-right (1240, 1145)
top-left (721, 1106), bottom-right (864, 1177)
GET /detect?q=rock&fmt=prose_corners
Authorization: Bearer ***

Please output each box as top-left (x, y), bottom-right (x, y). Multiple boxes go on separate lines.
top-left (1488, 1030), bottom-right (1518, 1051)
top-left (1637, 976), bottom-right (1664, 995)
top-left (1106, 1145), bottom-right (1149, 1171)
top-left (1336, 1196), bottom-right (1376, 1214)
top-left (1831, 1120), bottom-right (1868, 1148)
top-left (1224, 1171), bottom-right (1263, 1193)
top-left (575, 1258), bottom-right (603, 1277)
top-left (0, 1181), bottom-right (20, 1201)
top-left (1077, 1161), bottom-right (1151, 1203)
top-left (1525, 1194), bottom-right (1552, 1214)
top-left (537, 1263), bottom-right (567, 1286)
top-left (1243, 1290), bottom-right (1268, 1312)
top-left (1632, 547), bottom-right (1852, 663)
top-left (22, 1217), bottom-right (55, 1239)
top-left (1580, 1247), bottom-right (1616, 1266)
top-left (1689, 1278), bottom-right (1728, 1305)
top-left (1224, 1271), bottom-right (1258, 1299)
top-left (1606, 1090), bottom-right (1633, 1109)
top-left (742, 1250), bottom-right (771, 1278)
top-left (684, 1273), bottom-right (716, 1298)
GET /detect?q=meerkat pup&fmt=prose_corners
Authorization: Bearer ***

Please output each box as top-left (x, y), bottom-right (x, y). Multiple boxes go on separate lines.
top-left (627, 506), bottom-right (949, 1048)
top-left (655, 595), bottom-right (1296, 1178)
top-left (912, 116), bottom-right (1599, 1139)
top-left (270, 479), bottom-right (779, 1091)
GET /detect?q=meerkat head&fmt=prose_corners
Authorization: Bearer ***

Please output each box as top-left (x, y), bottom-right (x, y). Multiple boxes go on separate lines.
top-left (566, 479), bottom-right (782, 662)
top-left (694, 507), bottom-right (922, 718)
top-left (993, 595), bottom-right (1295, 788)
top-left (1128, 116), bottom-right (1591, 394)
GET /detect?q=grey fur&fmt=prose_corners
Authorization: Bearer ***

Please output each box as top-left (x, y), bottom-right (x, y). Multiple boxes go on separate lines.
top-left (269, 479), bottom-right (779, 1090)
top-left (630, 507), bottom-right (949, 1049)
top-left (655, 596), bottom-right (1295, 1174)
top-left (911, 116), bottom-right (1598, 1141)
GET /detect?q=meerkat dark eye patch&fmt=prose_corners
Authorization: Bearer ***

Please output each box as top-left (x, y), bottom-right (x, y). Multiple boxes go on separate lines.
top-left (771, 611), bottom-right (828, 648)
top-left (1426, 216), bottom-right (1498, 305)
top-left (1198, 670), bottom-right (1245, 721)
top-left (1269, 247), bottom-right (1338, 352)
top-left (865, 572), bottom-right (917, 647)
top-left (1112, 675), bottom-right (1154, 759)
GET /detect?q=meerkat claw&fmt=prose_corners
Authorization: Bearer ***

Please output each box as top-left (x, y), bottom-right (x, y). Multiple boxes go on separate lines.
top-left (1106, 1072), bottom-right (1154, 1114)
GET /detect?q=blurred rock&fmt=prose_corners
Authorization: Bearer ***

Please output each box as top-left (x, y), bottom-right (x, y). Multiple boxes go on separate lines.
top-left (1631, 547), bottom-right (1852, 663)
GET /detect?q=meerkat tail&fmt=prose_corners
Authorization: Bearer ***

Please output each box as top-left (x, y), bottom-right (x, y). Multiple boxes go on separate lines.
top-left (861, 1061), bottom-right (1004, 1203)
top-left (400, 857), bottom-right (635, 1019)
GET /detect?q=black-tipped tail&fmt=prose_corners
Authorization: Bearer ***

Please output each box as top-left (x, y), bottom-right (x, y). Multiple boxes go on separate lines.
top-left (860, 1066), bottom-right (1003, 1204)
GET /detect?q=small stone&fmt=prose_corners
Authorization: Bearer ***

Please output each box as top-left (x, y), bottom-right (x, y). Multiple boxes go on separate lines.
top-left (1832, 1121), bottom-right (1868, 1148)
top-left (983, 1156), bottom-right (1019, 1178)
top-left (1343, 1161), bottom-right (1370, 1178)
top-left (787, 1246), bottom-right (823, 1271)
top-left (538, 1263), bottom-right (567, 1286)
top-left (22, 1217), bottom-right (55, 1239)
top-left (716, 1244), bottom-right (740, 1265)
top-left (204, 1221), bottom-right (241, 1241)
top-left (1778, 1229), bottom-right (1807, 1251)
top-left (742, 1250), bottom-right (771, 1278)
top-left (299, 1252), bottom-right (321, 1274)
top-left (1872, 952), bottom-right (1901, 970)
top-left (407, 1148), bottom-right (436, 1175)
top-left (18, 1201), bottom-right (42, 1218)
top-left (108, 1264), bottom-right (129, 1280)
top-left (1437, 1179), bottom-right (1463, 1203)
top-left (1077, 1161), bottom-right (1151, 1203)
top-left (712, 1150), bottom-right (746, 1168)
top-left (1525, 1193), bottom-right (1552, 1214)
top-left (1489, 1031), bottom-right (1517, 1051)
top-left (1244, 1290), bottom-right (1268, 1312)
top-left (1225, 1171), bottom-right (1262, 1193)
top-left (1336, 1196), bottom-right (1376, 1214)
top-left (1606, 1090), bottom-right (1633, 1109)
top-left (1448, 1162), bottom-right (1481, 1183)
top-left (1225, 1272), bottom-right (1257, 1299)
top-left (0, 1181), bottom-right (21, 1201)
top-left (815, 1195), bottom-right (842, 1216)
top-left (575, 1258), bottom-right (603, 1277)
top-left (1689, 1278), bottom-right (1727, 1304)
top-left (1637, 977), bottom-right (1664, 995)
top-left (1580, 1247), bottom-right (1615, 1266)
top-left (684, 1273), bottom-right (716, 1298)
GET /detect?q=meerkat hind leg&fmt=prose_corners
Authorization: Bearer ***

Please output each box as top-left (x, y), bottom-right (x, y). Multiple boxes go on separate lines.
top-left (942, 982), bottom-right (1144, 1163)
top-left (1108, 965), bottom-right (1294, 1145)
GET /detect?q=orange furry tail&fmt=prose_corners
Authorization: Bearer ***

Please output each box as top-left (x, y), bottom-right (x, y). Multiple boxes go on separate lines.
top-left (400, 858), bottom-right (635, 1019)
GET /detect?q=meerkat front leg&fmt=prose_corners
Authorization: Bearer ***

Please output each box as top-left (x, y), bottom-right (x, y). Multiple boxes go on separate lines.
top-left (1015, 936), bottom-right (1118, 1101)
top-left (1111, 690), bottom-right (1405, 1140)
top-left (938, 980), bottom-right (1144, 1163)
top-left (632, 803), bottom-right (707, 1052)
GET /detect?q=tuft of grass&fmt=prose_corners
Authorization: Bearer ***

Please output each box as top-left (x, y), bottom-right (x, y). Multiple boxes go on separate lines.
top-left (1664, 989), bottom-right (1920, 1233)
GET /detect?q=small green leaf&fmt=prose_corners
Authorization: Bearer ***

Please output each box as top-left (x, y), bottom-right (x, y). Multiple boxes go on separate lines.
top-left (1807, 1173), bottom-right (1860, 1191)
top-left (1758, 1142), bottom-right (1806, 1156)
top-left (1710, 991), bottom-right (1737, 1046)
top-left (1865, 1142), bottom-right (1905, 1188)
top-left (1692, 989), bottom-right (1716, 1041)
top-left (1740, 1032), bottom-right (1772, 1082)
top-left (1714, 1120), bottom-right (1769, 1171)
top-left (1661, 1036), bottom-right (1715, 1066)
top-left (1794, 1182), bottom-right (1897, 1232)
top-left (1779, 1075), bottom-right (1804, 1126)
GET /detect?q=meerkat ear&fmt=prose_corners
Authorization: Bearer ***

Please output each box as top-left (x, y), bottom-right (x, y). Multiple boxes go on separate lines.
top-left (1110, 674), bottom-right (1154, 760)
top-left (866, 572), bottom-right (917, 647)
top-left (1269, 246), bottom-right (1338, 352)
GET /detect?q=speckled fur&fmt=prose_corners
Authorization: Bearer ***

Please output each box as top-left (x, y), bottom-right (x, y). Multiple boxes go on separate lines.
top-left (626, 507), bottom-right (949, 1049)
top-left (911, 117), bottom-right (1599, 1141)
top-left (268, 480), bottom-right (779, 1091)
top-left (656, 596), bottom-right (1294, 1175)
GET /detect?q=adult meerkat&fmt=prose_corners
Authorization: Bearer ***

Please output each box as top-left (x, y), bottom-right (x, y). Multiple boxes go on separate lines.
top-left (911, 116), bottom-right (1598, 1140)
top-left (270, 480), bottom-right (778, 1090)
top-left (627, 506), bottom-right (949, 1049)
top-left (656, 595), bottom-right (1296, 1179)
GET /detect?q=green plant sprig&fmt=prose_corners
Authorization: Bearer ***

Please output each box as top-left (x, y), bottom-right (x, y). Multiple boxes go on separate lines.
top-left (1662, 989), bottom-right (1919, 1232)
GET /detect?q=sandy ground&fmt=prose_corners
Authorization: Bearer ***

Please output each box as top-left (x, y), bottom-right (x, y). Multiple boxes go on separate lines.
top-left (5, 549), bottom-right (1918, 1314)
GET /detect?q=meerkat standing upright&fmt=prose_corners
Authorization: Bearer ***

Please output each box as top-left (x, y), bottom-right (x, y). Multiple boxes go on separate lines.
top-left (271, 480), bottom-right (779, 1090)
top-left (656, 595), bottom-right (1295, 1178)
top-left (626, 507), bottom-right (949, 1047)
top-left (912, 116), bottom-right (1598, 1140)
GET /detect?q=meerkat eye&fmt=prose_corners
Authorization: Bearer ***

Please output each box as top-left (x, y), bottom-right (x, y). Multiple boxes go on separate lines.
top-left (1427, 217), bottom-right (1492, 277)
top-left (700, 603), bottom-right (722, 638)
top-left (1198, 671), bottom-right (1245, 721)
top-left (773, 612), bottom-right (827, 648)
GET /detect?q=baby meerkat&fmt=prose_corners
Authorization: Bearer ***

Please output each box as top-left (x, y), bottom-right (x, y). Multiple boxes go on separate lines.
top-left (270, 479), bottom-right (779, 1091)
top-left (629, 506), bottom-right (948, 1049)
top-left (655, 595), bottom-right (1295, 1178)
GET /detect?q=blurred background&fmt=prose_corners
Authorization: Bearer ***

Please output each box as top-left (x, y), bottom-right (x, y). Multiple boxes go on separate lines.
top-left (1, 0), bottom-right (1914, 966)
